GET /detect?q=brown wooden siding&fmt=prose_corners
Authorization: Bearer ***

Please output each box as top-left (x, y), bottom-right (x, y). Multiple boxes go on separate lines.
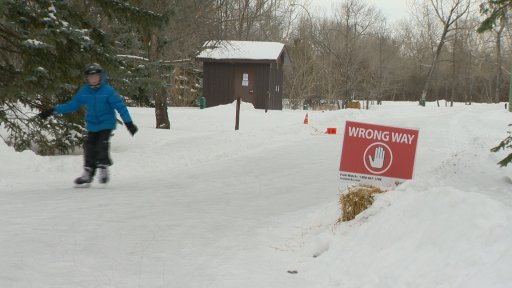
top-left (203, 62), bottom-right (234, 108)
top-left (253, 64), bottom-right (269, 109)
top-left (201, 61), bottom-right (284, 110)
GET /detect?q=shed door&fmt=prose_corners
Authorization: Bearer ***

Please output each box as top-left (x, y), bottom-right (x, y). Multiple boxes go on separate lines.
top-left (234, 66), bottom-right (255, 105)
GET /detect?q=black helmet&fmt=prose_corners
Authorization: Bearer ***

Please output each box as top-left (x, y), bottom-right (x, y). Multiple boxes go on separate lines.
top-left (84, 63), bottom-right (103, 75)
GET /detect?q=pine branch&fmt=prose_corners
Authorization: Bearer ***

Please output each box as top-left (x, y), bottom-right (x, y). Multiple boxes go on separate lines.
top-left (478, 1), bottom-right (510, 33)
top-left (498, 153), bottom-right (512, 167)
top-left (91, 0), bottom-right (170, 28)
top-left (491, 124), bottom-right (512, 167)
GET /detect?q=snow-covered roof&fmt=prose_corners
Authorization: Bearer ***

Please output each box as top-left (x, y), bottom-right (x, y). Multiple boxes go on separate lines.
top-left (197, 40), bottom-right (288, 62)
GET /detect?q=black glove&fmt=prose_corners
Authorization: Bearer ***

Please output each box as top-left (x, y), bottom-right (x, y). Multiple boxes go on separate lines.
top-left (38, 108), bottom-right (54, 119)
top-left (125, 122), bottom-right (138, 136)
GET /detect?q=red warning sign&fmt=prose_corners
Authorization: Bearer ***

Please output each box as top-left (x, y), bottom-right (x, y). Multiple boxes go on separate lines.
top-left (340, 121), bottom-right (419, 185)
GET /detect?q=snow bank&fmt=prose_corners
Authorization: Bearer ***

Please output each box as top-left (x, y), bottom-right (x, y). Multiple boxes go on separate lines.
top-left (1, 102), bottom-right (512, 288)
top-left (305, 185), bottom-right (512, 288)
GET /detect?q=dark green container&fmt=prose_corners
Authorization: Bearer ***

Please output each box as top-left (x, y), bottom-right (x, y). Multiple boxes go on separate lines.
top-left (419, 99), bottom-right (426, 107)
top-left (199, 97), bottom-right (206, 109)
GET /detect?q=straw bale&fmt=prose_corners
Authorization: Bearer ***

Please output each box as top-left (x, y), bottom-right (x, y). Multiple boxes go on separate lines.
top-left (338, 185), bottom-right (386, 222)
top-left (346, 101), bottom-right (361, 109)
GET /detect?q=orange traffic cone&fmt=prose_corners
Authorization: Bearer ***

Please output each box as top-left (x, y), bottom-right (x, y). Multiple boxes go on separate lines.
top-left (303, 113), bottom-right (309, 125)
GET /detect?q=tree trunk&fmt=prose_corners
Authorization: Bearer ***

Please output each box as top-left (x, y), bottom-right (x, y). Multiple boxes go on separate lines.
top-left (156, 84), bottom-right (171, 129)
top-left (148, 32), bottom-right (170, 129)
top-left (421, 0), bottom-right (471, 103)
top-left (420, 27), bottom-right (447, 102)
top-left (450, 20), bottom-right (458, 107)
top-left (495, 18), bottom-right (505, 103)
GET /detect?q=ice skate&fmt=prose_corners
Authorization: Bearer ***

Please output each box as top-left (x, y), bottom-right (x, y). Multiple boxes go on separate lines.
top-left (74, 167), bottom-right (93, 188)
top-left (98, 164), bottom-right (109, 184)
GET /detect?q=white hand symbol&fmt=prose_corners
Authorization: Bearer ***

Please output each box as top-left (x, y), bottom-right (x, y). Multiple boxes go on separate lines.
top-left (369, 146), bottom-right (385, 169)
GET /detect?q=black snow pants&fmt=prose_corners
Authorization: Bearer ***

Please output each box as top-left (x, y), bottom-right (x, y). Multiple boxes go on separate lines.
top-left (84, 129), bottom-right (113, 174)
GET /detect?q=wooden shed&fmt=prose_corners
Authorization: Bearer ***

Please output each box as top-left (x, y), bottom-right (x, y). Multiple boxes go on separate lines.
top-left (197, 40), bottom-right (289, 110)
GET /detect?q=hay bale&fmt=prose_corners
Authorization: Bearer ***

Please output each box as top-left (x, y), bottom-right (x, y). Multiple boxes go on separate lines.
top-left (346, 101), bottom-right (361, 109)
top-left (338, 185), bottom-right (386, 222)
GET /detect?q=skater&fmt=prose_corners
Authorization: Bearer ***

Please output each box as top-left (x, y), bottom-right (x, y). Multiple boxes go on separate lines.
top-left (38, 63), bottom-right (138, 186)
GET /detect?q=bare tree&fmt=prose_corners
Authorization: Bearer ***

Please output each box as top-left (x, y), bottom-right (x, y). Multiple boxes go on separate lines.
top-left (212, 0), bottom-right (289, 40)
top-left (305, 0), bottom-right (383, 108)
top-left (337, 0), bottom-right (382, 101)
top-left (494, 11), bottom-right (507, 103)
top-left (419, 0), bottom-right (471, 103)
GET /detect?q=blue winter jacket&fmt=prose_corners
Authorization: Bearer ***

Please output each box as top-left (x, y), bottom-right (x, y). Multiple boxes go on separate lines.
top-left (54, 73), bottom-right (133, 132)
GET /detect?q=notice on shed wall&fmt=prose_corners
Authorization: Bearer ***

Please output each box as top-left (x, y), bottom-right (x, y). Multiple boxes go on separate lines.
top-left (242, 73), bottom-right (249, 87)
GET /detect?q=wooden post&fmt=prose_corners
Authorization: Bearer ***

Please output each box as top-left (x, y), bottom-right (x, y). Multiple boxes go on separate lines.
top-left (265, 91), bottom-right (269, 113)
top-left (235, 97), bottom-right (241, 130)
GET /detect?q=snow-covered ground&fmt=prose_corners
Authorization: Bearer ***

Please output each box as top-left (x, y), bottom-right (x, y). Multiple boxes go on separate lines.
top-left (1, 101), bottom-right (511, 288)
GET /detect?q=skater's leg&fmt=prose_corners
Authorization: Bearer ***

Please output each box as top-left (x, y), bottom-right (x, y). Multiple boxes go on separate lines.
top-left (96, 130), bottom-right (112, 183)
top-left (84, 131), bottom-right (101, 177)
top-left (74, 132), bottom-right (100, 185)
top-left (96, 129), bottom-right (113, 166)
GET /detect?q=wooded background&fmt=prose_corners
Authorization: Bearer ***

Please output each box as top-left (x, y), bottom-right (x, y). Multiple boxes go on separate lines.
top-left (1, 0), bottom-right (510, 153)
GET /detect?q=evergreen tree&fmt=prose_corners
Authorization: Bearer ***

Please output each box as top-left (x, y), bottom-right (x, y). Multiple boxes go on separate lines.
top-left (89, 0), bottom-right (173, 129)
top-left (0, 0), bottom-right (120, 154)
top-left (478, 0), bottom-right (510, 33)
top-left (491, 126), bottom-right (512, 167)
top-left (478, 1), bottom-right (512, 167)
top-left (0, 0), bottom-right (169, 153)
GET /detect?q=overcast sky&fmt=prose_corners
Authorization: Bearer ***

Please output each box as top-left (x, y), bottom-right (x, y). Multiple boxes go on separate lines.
top-left (308, 0), bottom-right (411, 23)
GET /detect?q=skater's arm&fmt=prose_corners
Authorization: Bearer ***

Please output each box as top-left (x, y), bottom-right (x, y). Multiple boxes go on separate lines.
top-left (54, 88), bottom-right (84, 114)
top-left (108, 88), bottom-right (133, 124)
